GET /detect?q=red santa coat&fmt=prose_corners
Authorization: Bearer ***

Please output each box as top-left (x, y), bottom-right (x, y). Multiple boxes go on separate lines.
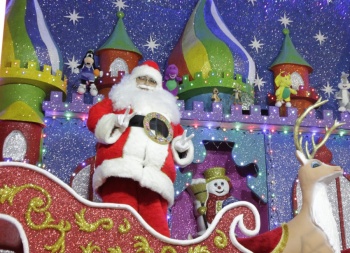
top-left (87, 98), bottom-right (193, 206)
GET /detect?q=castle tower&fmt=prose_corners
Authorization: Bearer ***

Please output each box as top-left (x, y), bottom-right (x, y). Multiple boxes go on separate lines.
top-left (96, 11), bottom-right (142, 97)
top-left (166, 0), bottom-right (255, 112)
top-left (269, 28), bottom-right (318, 115)
top-left (0, 0), bottom-right (66, 165)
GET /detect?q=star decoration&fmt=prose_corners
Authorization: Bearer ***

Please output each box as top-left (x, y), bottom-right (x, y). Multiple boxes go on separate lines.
top-left (65, 56), bottom-right (80, 74)
top-left (278, 13), bottom-right (293, 28)
top-left (64, 10), bottom-right (84, 25)
top-left (113, 0), bottom-right (129, 11)
top-left (314, 30), bottom-right (327, 45)
top-left (143, 35), bottom-right (160, 54)
top-left (254, 74), bottom-right (266, 91)
top-left (321, 81), bottom-right (335, 98)
top-left (247, 0), bottom-right (257, 6)
top-left (249, 36), bottom-right (264, 53)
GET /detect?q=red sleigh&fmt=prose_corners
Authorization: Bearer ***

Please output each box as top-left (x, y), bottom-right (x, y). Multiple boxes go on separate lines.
top-left (0, 162), bottom-right (260, 253)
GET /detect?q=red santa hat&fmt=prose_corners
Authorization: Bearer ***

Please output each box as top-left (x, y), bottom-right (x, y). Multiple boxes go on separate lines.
top-left (130, 60), bottom-right (163, 89)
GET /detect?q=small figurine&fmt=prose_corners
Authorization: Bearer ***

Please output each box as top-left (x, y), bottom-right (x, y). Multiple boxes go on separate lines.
top-left (204, 167), bottom-right (238, 224)
top-left (77, 49), bottom-right (101, 96)
top-left (162, 64), bottom-right (182, 97)
top-left (335, 72), bottom-right (350, 112)
top-left (211, 88), bottom-right (222, 102)
top-left (274, 71), bottom-right (297, 107)
top-left (231, 83), bottom-right (242, 105)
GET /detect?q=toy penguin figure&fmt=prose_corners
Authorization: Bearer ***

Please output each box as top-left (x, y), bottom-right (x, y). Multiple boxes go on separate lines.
top-left (204, 167), bottom-right (238, 224)
top-left (274, 71), bottom-right (297, 107)
top-left (211, 88), bottom-right (221, 102)
top-left (162, 64), bottom-right (182, 97)
top-left (77, 49), bottom-right (100, 96)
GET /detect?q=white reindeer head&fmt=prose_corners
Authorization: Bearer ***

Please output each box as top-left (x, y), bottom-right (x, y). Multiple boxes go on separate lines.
top-left (294, 98), bottom-right (344, 186)
top-left (293, 98), bottom-right (344, 253)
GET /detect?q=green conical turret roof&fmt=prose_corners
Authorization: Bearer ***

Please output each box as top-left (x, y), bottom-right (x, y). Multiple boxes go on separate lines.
top-left (270, 28), bottom-right (312, 72)
top-left (98, 11), bottom-right (142, 56)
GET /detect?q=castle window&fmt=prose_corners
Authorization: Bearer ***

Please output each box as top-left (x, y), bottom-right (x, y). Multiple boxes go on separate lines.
top-left (109, 58), bottom-right (129, 77)
top-left (3, 130), bottom-right (27, 162)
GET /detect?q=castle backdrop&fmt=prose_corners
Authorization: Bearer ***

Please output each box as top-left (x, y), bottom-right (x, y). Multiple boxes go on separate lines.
top-left (1, 0), bottom-right (350, 248)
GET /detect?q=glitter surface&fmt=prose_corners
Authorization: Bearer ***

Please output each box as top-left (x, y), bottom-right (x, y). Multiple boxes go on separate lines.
top-left (3, 0), bottom-right (350, 248)
top-left (0, 162), bottom-right (261, 252)
top-left (2, 130), bottom-right (27, 162)
top-left (42, 117), bottom-right (96, 183)
top-left (32, 0), bottom-right (350, 113)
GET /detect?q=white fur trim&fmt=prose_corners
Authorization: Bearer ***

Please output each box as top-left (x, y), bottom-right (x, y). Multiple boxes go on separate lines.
top-left (108, 75), bottom-right (181, 124)
top-left (171, 136), bottom-right (194, 168)
top-left (95, 114), bottom-right (122, 144)
top-left (93, 156), bottom-right (144, 191)
top-left (131, 65), bottom-right (163, 90)
top-left (140, 165), bottom-right (175, 206)
top-left (93, 127), bottom-right (175, 206)
top-left (93, 157), bottom-right (175, 206)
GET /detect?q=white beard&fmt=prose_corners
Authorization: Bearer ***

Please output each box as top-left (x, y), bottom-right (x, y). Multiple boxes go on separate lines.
top-left (109, 75), bottom-right (181, 124)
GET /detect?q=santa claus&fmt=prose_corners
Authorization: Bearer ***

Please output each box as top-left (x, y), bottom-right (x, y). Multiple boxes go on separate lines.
top-left (87, 60), bottom-right (194, 237)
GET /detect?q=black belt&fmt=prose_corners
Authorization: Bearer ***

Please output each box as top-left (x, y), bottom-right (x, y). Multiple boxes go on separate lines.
top-left (129, 115), bottom-right (169, 138)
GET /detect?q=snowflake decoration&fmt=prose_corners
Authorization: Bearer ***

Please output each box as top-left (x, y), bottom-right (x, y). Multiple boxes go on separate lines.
top-left (314, 30), bottom-right (327, 45)
top-left (143, 35), bottom-right (160, 54)
top-left (249, 36), bottom-right (264, 53)
top-left (321, 81), bottom-right (335, 98)
top-left (327, 0), bottom-right (332, 4)
top-left (64, 10), bottom-right (83, 25)
top-left (254, 74), bottom-right (266, 91)
top-left (113, 0), bottom-right (129, 11)
top-left (65, 56), bottom-right (80, 74)
top-left (247, 0), bottom-right (257, 6)
top-left (278, 13), bottom-right (293, 28)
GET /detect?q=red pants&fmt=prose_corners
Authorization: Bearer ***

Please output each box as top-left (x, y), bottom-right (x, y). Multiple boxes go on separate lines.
top-left (99, 177), bottom-right (170, 237)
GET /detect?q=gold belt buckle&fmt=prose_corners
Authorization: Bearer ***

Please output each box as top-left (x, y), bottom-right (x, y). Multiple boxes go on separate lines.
top-left (143, 112), bottom-right (173, 145)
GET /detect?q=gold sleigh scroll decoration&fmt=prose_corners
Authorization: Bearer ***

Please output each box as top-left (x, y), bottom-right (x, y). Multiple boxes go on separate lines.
top-left (80, 241), bottom-right (101, 253)
top-left (188, 245), bottom-right (210, 253)
top-left (0, 184), bottom-right (71, 253)
top-left (118, 218), bottom-right (131, 234)
top-left (134, 235), bottom-right (155, 253)
top-left (213, 229), bottom-right (228, 249)
top-left (75, 208), bottom-right (114, 232)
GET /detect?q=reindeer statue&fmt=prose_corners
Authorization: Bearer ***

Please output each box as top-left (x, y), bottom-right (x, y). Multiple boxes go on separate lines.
top-left (237, 98), bottom-right (345, 253)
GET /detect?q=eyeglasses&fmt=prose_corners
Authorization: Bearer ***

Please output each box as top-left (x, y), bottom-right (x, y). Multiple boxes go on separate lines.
top-left (136, 76), bottom-right (157, 86)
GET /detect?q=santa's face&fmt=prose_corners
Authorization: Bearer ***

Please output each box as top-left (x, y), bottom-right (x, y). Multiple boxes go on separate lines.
top-left (136, 75), bottom-right (158, 91)
top-left (207, 179), bottom-right (230, 196)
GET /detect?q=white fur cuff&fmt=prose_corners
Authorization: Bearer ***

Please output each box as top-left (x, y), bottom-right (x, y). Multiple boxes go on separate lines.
top-left (171, 136), bottom-right (194, 168)
top-left (95, 114), bottom-right (122, 144)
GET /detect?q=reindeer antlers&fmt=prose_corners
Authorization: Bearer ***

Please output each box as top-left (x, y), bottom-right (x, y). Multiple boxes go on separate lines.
top-left (293, 98), bottom-right (345, 159)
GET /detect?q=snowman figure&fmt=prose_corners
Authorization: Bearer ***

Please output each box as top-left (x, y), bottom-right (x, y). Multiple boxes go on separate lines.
top-left (204, 167), bottom-right (238, 224)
